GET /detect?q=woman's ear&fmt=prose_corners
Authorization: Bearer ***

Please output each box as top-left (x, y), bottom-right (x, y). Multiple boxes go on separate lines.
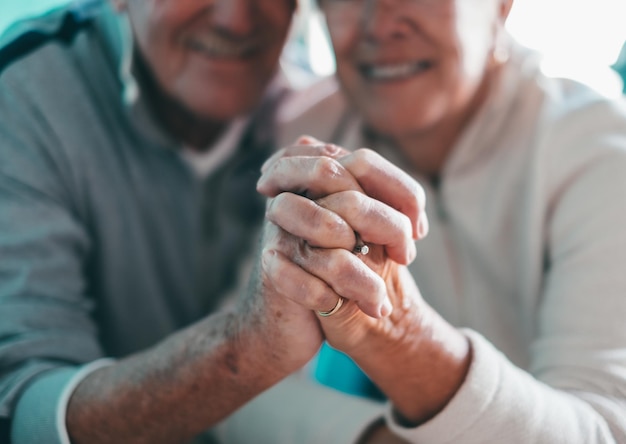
top-left (490, 0), bottom-right (512, 65)
top-left (499, 0), bottom-right (514, 23)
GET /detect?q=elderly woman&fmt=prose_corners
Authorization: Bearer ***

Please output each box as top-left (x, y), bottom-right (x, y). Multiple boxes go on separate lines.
top-left (246, 0), bottom-right (626, 442)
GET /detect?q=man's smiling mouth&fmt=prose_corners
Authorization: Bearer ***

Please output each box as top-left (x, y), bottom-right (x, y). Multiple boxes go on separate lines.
top-left (187, 35), bottom-right (260, 59)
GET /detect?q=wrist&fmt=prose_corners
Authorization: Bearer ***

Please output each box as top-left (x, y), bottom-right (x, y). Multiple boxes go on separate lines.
top-left (231, 292), bottom-right (322, 380)
top-left (226, 310), bottom-right (289, 383)
top-left (352, 305), bottom-right (472, 425)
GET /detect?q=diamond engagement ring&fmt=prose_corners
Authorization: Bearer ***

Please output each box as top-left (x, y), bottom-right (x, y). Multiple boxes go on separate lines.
top-left (354, 233), bottom-right (369, 255)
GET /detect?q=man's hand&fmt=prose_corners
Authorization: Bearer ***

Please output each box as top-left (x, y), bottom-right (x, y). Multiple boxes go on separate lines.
top-left (237, 220), bottom-right (326, 376)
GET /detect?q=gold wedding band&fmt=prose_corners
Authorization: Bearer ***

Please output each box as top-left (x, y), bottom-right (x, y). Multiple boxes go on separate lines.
top-left (317, 297), bottom-right (345, 317)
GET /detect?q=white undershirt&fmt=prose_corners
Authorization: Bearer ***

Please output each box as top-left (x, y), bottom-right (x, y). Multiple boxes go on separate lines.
top-left (180, 118), bottom-right (249, 179)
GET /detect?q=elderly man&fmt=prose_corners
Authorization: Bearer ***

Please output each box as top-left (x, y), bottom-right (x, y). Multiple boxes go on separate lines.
top-left (0, 0), bottom-right (403, 443)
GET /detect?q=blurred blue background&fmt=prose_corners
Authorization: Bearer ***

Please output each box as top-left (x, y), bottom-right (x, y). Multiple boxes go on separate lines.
top-left (0, 0), bottom-right (68, 33)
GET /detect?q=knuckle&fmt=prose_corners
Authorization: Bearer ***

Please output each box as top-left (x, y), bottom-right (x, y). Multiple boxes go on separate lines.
top-left (362, 147), bottom-right (380, 161)
top-left (261, 249), bottom-right (281, 277)
top-left (329, 256), bottom-right (366, 296)
top-left (311, 156), bottom-right (342, 181)
top-left (354, 147), bottom-right (376, 162)
top-left (332, 190), bottom-right (364, 216)
top-left (318, 144), bottom-right (334, 156)
top-left (352, 148), bottom-right (374, 172)
top-left (273, 147), bottom-right (287, 160)
top-left (322, 217), bottom-right (346, 238)
top-left (270, 157), bottom-right (288, 176)
top-left (308, 283), bottom-right (334, 308)
top-left (272, 192), bottom-right (291, 207)
top-left (266, 193), bottom-right (288, 218)
top-left (326, 253), bottom-right (351, 277)
top-left (345, 189), bottom-right (365, 207)
top-left (350, 148), bottom-right (382, 177)
top-left (316, 208), bottom-right (349, 238)
top-left (365, 271), bottom-right (386, 295)
top-left (320, 143), bottom-right (342, 157)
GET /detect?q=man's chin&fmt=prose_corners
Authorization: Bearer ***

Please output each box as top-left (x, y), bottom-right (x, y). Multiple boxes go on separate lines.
top-left (184, 94), bottom-right (262, 122)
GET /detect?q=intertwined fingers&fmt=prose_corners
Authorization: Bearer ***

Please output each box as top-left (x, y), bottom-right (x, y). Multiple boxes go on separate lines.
top-left (266, 190), bottom-right (416, 264)
top-left (262, 239), bottom-right (389, 319)
top-left (258, 138), bottom-right (427, 241)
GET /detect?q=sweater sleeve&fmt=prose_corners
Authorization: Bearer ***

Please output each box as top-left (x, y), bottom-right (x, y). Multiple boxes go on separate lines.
top-left (0, 168), bottom-right (110, 443)
top-left (386, 330), bottom-right (618, 443)
top-left (11, 359), bottom-right (114, 444)
top-left (0, 76), bottom-right (108, 442)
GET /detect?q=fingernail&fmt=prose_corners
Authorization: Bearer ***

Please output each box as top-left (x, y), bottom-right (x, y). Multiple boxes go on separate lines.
top-left (380, 297), bottom-right (393, 317)
top-left (261, 249), bottom-right (276, 266)
top-left (297, 135), bottom-right (311, 144)
top-left (261, 149), bottom-right (283, 173)
top-left (256, 175), bottom-right (268, 193)
top-left (260, 156), bottom-right (277, 173)
top-left (417, 213), bottom-right (429, 239)
top-left (407, 241), bottom-right (417, 264)
top-left (298, 135), bottom-right (318, 145)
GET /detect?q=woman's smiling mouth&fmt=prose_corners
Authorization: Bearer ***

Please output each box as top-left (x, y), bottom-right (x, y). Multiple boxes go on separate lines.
top-left (359, 60), bottom-right (434, 81)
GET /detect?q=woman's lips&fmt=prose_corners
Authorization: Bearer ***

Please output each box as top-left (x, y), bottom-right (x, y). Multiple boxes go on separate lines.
top-left (359, 60), bottom-right (433, 81)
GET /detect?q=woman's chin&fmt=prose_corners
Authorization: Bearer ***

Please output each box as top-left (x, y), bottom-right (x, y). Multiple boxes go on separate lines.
top-left (364, 118), bottom-right (432, 142)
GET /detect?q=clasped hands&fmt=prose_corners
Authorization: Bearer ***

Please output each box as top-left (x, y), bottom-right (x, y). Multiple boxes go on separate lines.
top-left (256, 136), bottom-right (428, 357)
top-left (251, 136), bottom-right (471, 426)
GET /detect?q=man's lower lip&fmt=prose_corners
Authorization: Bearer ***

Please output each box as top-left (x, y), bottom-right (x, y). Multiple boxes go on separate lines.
top-left (188, 51), bottom-right (260, 68)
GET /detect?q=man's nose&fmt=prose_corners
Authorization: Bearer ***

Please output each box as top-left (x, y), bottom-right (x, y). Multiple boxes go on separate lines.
top-left (211, 0), bottom-right (255, 37)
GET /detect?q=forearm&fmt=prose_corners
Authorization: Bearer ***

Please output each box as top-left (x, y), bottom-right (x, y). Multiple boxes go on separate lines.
top-left (66, 311), bottom-right (285, 444)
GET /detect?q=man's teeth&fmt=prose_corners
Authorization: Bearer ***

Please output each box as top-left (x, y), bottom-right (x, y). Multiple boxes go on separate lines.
top-left (190, 37), bottom-right (257, 57)
top-left (364, 62), bottom-right (429, 80)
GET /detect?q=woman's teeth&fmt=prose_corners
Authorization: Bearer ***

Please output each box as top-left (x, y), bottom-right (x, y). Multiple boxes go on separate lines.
top-left (362, 61), bottom-right (431, 80)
